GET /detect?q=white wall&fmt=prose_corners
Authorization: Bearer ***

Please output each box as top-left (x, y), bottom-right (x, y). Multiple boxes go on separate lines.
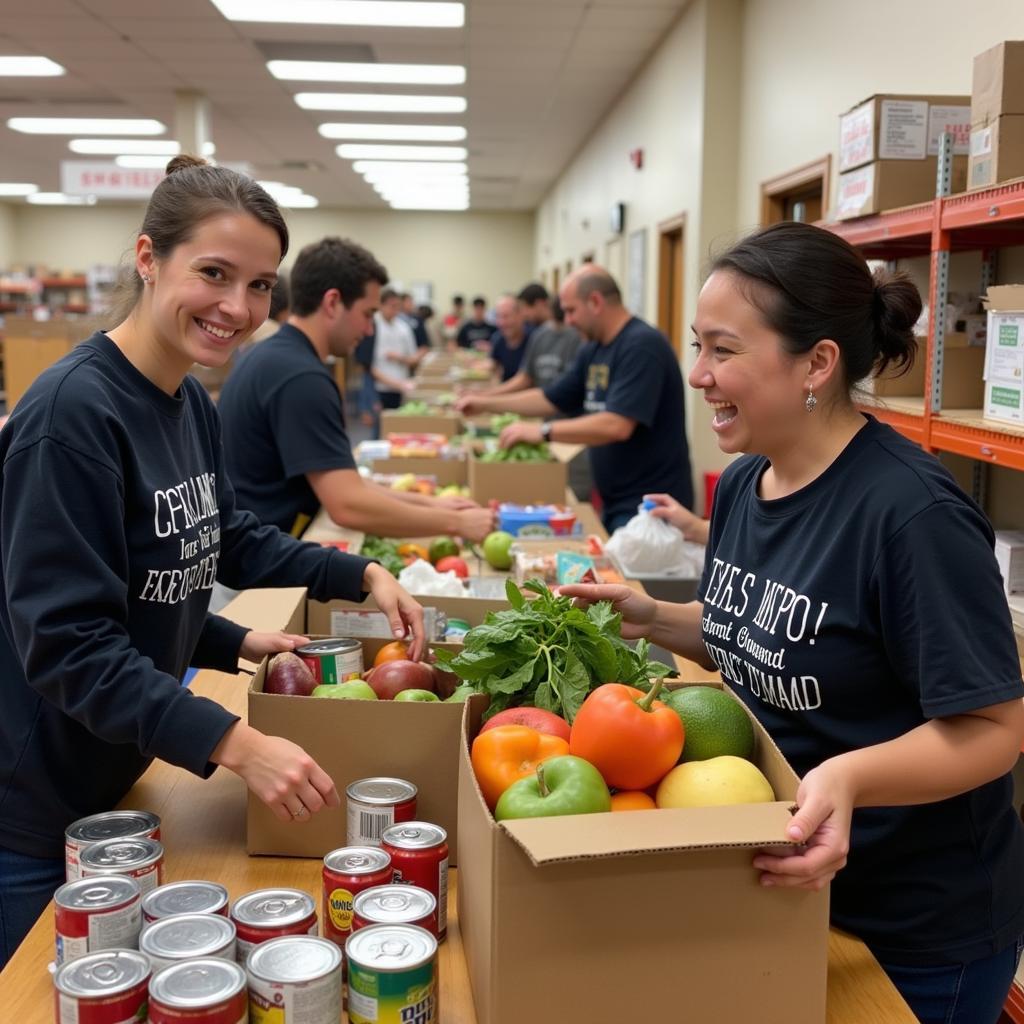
top-left (0, 204), bottom-right (14, 267)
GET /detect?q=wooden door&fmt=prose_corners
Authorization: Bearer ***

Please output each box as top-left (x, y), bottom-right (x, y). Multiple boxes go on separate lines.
top-left (761, 156), bottom-right (831, 225)
top-left (657, 215), bottom-right (685, 357)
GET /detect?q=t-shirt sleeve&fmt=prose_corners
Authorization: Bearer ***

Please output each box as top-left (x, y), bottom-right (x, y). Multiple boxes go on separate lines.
top-left (873, 500), bottom-right (1024, 717)
top-left (267, 372), bottom-right (356, 477)
top-left (542, 344), bottom-right (589, 414)
top-left (602, 333), bottom-right (669, 428)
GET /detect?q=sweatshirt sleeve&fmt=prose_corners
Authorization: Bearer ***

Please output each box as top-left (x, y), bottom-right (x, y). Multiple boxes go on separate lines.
top-left (0, 437), bottom-right (239, 777)
top-left (192, 614), bottom-right (250, 673)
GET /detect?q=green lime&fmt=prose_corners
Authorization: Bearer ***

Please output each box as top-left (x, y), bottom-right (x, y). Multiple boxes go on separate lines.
top-left (661, 687), bottom-right (756, 763)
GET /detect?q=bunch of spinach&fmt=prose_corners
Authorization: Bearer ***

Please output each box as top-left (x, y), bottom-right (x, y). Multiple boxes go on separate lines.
top-left (433, 579), bottom-right (677, 722)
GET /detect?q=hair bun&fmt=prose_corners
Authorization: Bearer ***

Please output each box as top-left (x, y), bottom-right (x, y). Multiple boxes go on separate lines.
top-left (870, 267), bottom-right (921, 376)
top-left (165, 154), bottom-right (208, 176)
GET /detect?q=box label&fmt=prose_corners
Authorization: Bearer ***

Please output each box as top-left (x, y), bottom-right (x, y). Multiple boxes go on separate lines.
top-left (999, 324), bottom-right (1019, 346)
top-left (878, 100), bottom-right (929, 160)
top-left (992, 386), bottom-right (1021, 408)
top-left (971, 126), bottom-right (994, 157)
top-left (836, 165), bottom-right (874, 219)
top-left (839, 101), bottom-right (875, 171)
top-left (926, 105), bottom-right (972, 155)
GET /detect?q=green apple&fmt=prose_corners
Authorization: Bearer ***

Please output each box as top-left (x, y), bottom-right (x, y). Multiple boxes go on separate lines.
top-left (482, 530), bottom-right (515, 570)
top-left (311, 680), bottom-right (378, 700)
top-left (393, 689), bottom-right (440, 702)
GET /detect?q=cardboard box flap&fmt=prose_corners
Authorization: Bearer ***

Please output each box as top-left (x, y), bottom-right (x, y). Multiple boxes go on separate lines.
top-left (984, 284), bottom-right (1024, 311)
top-left (499, 801), bottom-right (797, 865)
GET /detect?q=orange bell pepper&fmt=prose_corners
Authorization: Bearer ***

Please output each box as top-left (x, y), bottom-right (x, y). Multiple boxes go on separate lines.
top-left (471, 724), bottom-right (570, 810)
top-left (569, 680), bottom-right (684, 791)
top-left (609, 791), bottom-right (657, 812)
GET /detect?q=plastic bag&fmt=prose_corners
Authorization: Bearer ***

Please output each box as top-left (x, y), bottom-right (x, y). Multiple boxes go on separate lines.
top-left (397, 558), bottom-right (466, 597)
top-left (605, 501), bottom-right (705, 577)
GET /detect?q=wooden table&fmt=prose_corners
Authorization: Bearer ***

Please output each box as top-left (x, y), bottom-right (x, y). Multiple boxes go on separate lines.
top-left (0, 586), bottom-right (914, 1022)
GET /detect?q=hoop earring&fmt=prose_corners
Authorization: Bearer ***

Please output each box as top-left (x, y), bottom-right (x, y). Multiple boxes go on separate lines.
top-left (805, 386), bottom-right (817, 413)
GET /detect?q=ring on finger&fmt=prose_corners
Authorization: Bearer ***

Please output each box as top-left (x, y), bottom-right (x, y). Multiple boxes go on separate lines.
top-left (292, 805), bottom-right (308, 819)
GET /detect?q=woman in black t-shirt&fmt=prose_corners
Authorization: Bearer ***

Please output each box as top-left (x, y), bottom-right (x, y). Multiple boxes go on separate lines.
top-left (563, 222), bottom-right (1024, 1024)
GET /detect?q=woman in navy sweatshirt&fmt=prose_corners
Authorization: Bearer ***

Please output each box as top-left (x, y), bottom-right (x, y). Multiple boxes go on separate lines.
top-left (0, 156), bottom-right (424, 965)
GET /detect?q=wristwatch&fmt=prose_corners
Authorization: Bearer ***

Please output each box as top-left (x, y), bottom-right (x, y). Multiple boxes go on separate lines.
top-left (540, 420), bottom-right (553, 442)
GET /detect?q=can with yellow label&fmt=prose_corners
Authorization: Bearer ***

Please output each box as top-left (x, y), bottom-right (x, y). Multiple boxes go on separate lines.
top-left (322, 847), bottom-right (392, 951)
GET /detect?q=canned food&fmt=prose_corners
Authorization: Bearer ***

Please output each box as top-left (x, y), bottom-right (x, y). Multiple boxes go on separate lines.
top-left (246, 936), bottom-right (342, 1023)
top-left (140, 913), bottom-right (237, 971)
top-left (381, 822), bottom-right (449, 941)
top-left (54, 875), bottom-right (142, 966)
top-left (351, 885), bottom-right (437, 937)
top-left (142, 880), bottom-right (230, 924)
top-left (345, 925), bottom-right (438, 1024)
top-left (148, 957), bottom-right (248, 1024)
top-left (54, 948), bottom-right (151, 1024)
top-left (295, 637), bottom-right (363, 684)
top-left (79, 837), bottom-right (164, 895)
top-left (322, 847), bottom-right (392, 949)
top-left (64, 810), bottom-right (161, 882)
top-left (231, 889), bottom-right (318, 964)
top-left (346, 777), bottom-right (418, 848)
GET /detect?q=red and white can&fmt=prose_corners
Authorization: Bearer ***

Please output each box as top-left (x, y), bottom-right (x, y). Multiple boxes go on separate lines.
top-left (346, 777), bottom-right (417, 848)
top-left (381, 822), bottom-right (449, 941)
top-left (230, 888), bottom-right (317, 965)
top-left (351, 884), bottom-right (437, 937)
top-left (53, 948), bottom-right (151, 1024)
top-left (79, 837), bottom-right (164, 895)
top-left (321, 846), bottom-right (392, 949)
top-left (246, 936), bottom-right (342, 1024)
top-left (64, 810), bottom-right (161, 882)
top-left (140, 913), bottom-right (237, 971)
top-left (54, 875), bottom-right (142, 967)
top-left (148, 957), bottom-right (248, 1024)
top-left (142, 880), bottom-right (230, 924)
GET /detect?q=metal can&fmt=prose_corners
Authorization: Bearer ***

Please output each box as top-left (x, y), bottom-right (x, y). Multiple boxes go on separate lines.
top-left (230, 888), bottom-right (318, 965)
top-left (148, 957), bottom-right (248, 1024)
top-left (322, 847), bottom-right (392, 950)
top-left (142, 880), bottom-right (230, 924)
top-left (346, 777), bottom-right (418, 848)
top-left (295, 637), bottom-right (364, 684)
top-left (246, 936), bottom-right (342, 1024)
top-left (54, 875), bottom-right (143, 966)
top-left (351, 885), bottom-right (437, 937)
top-left (140, 913), bottom-right (238, 971)
top-left (345, 924), bottom-right (438, 1024)
top-left (380, 822), bottom-right (449, 941)
top-left (64, 810), bottom-right (161, 882)
top-left (79, 837), bottom-right (164, 895)
top-left (53, 948), bottom-right (151, 1024)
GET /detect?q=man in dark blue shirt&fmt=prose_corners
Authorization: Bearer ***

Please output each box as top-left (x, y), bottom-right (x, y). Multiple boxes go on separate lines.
top-left (457, 265), bottom-right (693, 530)
top-left (455, 296), bottom-right (494, 351)
top-left (488, 294), bottom-right (531, 382)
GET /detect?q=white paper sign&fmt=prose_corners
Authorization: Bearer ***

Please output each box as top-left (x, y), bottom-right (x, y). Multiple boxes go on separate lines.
top-left (927, 105), bottom-right (972, 155)
top-left (61, 161), bottom-right (164, 198)
top-left (836, 165), bottom-right (875, 219)
top-left (878, 100), bottom-right (929, 160)
top-left (840, 101), bottom-right (875, 171)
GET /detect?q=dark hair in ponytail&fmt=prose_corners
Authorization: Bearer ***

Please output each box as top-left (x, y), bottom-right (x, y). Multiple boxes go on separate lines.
top-left (710, 222), bottom-right (920, 388)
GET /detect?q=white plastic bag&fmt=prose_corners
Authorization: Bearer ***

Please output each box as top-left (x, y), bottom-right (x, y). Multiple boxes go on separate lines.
top-left (397, 558), bottom-right (467, 597)
top-left (605, 502), bottom-right (704, 577)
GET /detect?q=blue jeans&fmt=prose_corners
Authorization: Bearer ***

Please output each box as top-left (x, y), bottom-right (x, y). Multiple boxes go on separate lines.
top-left (876, 935), bottom-right (1024, 1024)
top-left (0, 845), bottom-right (66, 969)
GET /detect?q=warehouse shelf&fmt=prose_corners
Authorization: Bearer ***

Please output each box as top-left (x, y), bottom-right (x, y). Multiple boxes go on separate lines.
top-left (1005, 980), bottom-right (1024, 1024)
top-left (39, 276), bottom-right (87, 289)
top-left (856, 395), bottom-right (926, 445)
top-left (824, 201), bottom-right (933, 259)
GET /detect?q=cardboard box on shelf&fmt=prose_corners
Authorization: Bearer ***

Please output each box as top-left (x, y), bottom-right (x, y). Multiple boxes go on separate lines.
top-left (378, 411), bottom-right (462, 438)
top-left (867, 341), bottom-right (985, 408)
top-left (457, 695), bottom-right (828, 1024)
top-left (468, 452), bottom-right (568, 505)
top-left (995, 531), bottom-right (1024, 596)
top-left (839, 94), bottom-right (971, 173)
top-left (972, 41), bottom-right (1024, 126)
top-left (967, 115), bottom-right (1024, 191)
top-left (836, 157), bottom-right (967, 221)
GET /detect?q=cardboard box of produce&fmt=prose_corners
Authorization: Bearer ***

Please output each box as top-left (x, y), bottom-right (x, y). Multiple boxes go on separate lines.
top-left (368, 456), bottom-right (467, 487)
top-left (468, 451), bottom-right (568, 505)
top-left (836, 156), bottom-right (967, 220)
top-left (457, 694), bottom-right (828, 1024)
top-left (867, 342), bottom-right (985, 407)
top-left (972, 41), bottom-right (1024, 126)
top-left (967, 115), bottom-right (1024, 191)
top-left (982, 285), bottom-right (1024, 425)
top-left (379, 410), bottom-right (462, 438)
top-left (319, 593), bottom-right (511, 639)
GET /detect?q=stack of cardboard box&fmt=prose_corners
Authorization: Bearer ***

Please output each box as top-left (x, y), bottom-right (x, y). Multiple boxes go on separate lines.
top-left (983, 285), bottom-right (1024, 424)
top-left (968, 41), bottom-right (1024, 191)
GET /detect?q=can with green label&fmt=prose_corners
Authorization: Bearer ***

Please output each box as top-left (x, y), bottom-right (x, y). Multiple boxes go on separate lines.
top-left (345, 923), bottom-right (437, 1024)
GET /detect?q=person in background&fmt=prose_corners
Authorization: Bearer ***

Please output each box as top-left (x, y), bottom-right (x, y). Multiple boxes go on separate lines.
top-left (0, 160), bottom-right (424, 969)
top-left (247, 274), bottom-right (290, 343)
top-left (354, 329), bottom-right (379, 429)
top-left (457, 264), bottom-right (693, 531)
top-left (488, 294), bottom-right (530, 383)
top-left (442, 293), bottom-right (465, 344)
top-left (455, 296), bottom-right (493, 351)
top-left (418, 304), bottom-right (444, 349)
top-left (218, 237), bottom-right (493, 544)
top-left (517, 281), bottom-right (552, 328)
top-left (561, 222), bottom-right (1024, 1024)
top-left (399, 292), bottom-right (430, 350)
top-left (372, 287), bottom-right (422, 409)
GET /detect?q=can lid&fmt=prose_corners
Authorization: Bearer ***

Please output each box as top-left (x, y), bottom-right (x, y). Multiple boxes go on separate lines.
top-left (79, 837), bottom-right (163, 872)
top-left (149, 958), bottom-right (247, 1008)
top-left (381, 822), bottom-right (446, 850)
top-left (246, 936), bottom-right (341, 983)
top-left (142, 880), bottom-right (228, 920)
top-left (295, 638), bottom-right (361, 655)
top-left (56, 875), bottom-right (140, 911)
top-left (65, 810), bottom-right (160, 845)
top-left (353, 885), bottom-right (435, 924)
top-left (231, 889), bottom-right (315, 928)
top-left (345, 925), bottom-right (437, 972)
top-left (55, 949), bottom-right (150, 997)
top-left (140, 914), bottom-right (236, 958)
top-left (323, 847), bottom-right (392, 876)
top-left (346, 777), bottom-right (418, 805)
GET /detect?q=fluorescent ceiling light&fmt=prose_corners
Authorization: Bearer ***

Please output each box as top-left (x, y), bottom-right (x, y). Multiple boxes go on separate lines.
top-left (9, 118), bottom-right (165, 135)
top-left (71, 139), bottom-right (215, 156)
top-left (378, 186), bottom-right (469, 200)
top-left (114, 155), bottom-right (171, 169)
top-left (269, 61), bottom-right (465, 85)
top-left (319, 123), bottom-right (465, 142)
top-left (0, 183), bottom-right (38, 196)
top-left (212, 0), bottom-right (463, 28)
top-left (296, 93), bottom-right (466, 114)
top-left (337, 144), bottom-right (466, 161)
top-left (27, 192), bottom-right (97, 205)
top-left (354, 160), bottom-right (467, 176)
top-left (0, 56), bottom-right (65, 76)
top-left (388, 198), bottom-right (469, 210)
top-left (277, 194), bottom-right (319, 208)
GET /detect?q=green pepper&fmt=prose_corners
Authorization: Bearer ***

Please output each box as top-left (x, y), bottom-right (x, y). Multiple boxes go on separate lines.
top-left (494, 755), bottom-right (611, 821)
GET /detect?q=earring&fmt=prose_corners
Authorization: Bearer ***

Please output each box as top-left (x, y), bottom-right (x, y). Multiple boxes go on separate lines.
top-left (805, 386), bottom-right (817, 413)
top-left (141, 274), bottom-right (151, 283)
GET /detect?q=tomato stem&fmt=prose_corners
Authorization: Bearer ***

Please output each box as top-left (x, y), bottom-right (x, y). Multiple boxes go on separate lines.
top-left (636, 677), bottom-right (665, 712)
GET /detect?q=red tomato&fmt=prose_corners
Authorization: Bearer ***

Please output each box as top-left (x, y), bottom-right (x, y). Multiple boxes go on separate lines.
top-left (435, 555), bottom-right (469, 578)
top-left (480, 707), bottom-right (571, 743)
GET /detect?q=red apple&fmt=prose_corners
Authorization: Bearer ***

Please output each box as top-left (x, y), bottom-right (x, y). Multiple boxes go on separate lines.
top-left (264, 652), bottom-right (317, 696)
top-left (367, 660), bottom-right (436, 700)
top-left (435, 555), bottom-right (469, 579)
top-left (480, 707), bottom-right (571, 742)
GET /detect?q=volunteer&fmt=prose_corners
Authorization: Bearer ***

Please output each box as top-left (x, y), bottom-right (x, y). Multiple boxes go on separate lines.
top-left (562, 222), bottom-right (1024, 1024)
top-left (0, 157), bottom-right (424, 967)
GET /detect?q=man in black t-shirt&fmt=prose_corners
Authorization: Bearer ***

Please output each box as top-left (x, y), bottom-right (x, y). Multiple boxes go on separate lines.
top-left (455, 296), bottom-right (494, 351)
top-left (456, 265), bottom-right (693, 530)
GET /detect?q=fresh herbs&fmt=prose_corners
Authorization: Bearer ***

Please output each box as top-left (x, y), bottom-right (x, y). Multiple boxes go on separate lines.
top-left (360, 535), bottom-right (406, 577)
top-left (478, 442), bottom-right (552, 464)
top-left (434, 579), bottom-right (676, 722)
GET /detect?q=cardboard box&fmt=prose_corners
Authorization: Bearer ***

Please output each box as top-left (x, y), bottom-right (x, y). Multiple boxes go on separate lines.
top-left (836, 157), bottom-right (968, 220)
top-left (995, 530), bottom-right (1024, 596)
top-left (379, 411), bottom-right (462, 438)
top-left (456, 694), bottom-right (828, 1024)
top-left (972, 41), bottom-right (1024, 125)
top-left (839, 94), bottom-right (971, 173)
top-left (868, 341), bottom-right (985, 407)
top-left (324, 593), bottom-right (510, 638)
top-left (468, 452), bottom-right (568, 505)
top-left (967, 115), bottom-right (1024, 190)
top-left (246, 591), bottom-right (467, 860)
top-left (368, 457), bottom-right (467, 487)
